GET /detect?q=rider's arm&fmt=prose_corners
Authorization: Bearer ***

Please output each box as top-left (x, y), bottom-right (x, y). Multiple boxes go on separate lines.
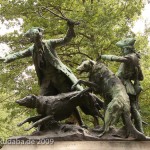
top-left (100, 55), bottom-right (127, 62)
top-left (3, 46), bottom-right (33, 63)
top-left (50, 22), bottom-right (75, 48)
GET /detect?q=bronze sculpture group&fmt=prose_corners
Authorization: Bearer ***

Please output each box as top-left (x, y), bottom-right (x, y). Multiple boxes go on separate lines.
top-left (0, 20), bottom-right (146, 140)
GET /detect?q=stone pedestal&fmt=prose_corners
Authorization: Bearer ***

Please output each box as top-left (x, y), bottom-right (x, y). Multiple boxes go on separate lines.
top-left (2, 141), bottom-right (150, 150)
top-left (1, 124), bottom-right (150, 150)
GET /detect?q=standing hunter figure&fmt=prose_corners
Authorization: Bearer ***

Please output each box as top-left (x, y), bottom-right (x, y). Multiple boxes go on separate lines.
top-left (97, 38), bottom-right (144, 133)
top-left (0, 20), bottom-right (86, 129)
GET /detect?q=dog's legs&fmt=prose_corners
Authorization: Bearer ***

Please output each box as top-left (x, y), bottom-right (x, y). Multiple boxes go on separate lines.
top-left (70, 88), bottom-right (91, 100)
top-left (98, 98), bottom-right (122, 137)
top-left (72, 108), bottom-right (87, 128)
top-left (93, 116), bottom-right (99, 127)
top-left (72, 80), bottom-right (99, 90)
top-left (24, 115), bottom-right (53, 131)
top-left (98, 104), bottom-right (113, 137)
top-left (17, 115), bottom-right (43, 127)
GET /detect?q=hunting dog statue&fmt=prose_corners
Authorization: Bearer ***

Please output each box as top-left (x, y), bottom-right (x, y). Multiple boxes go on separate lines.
top-left (72, 59), bottom-right (145, 140)
top-left (16, 91), bottom-right (104, 131)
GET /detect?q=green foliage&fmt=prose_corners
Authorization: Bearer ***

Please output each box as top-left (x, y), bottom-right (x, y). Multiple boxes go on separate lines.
top-left (0, 0), bottom-right (150, 139)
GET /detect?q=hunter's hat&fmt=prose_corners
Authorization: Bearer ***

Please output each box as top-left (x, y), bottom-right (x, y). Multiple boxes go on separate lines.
top-left (116, 38), bottom-right (136, 49)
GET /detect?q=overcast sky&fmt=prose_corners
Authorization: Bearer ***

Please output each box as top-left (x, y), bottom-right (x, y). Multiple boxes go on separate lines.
top-left (132, 3), bottom-right (150, 34)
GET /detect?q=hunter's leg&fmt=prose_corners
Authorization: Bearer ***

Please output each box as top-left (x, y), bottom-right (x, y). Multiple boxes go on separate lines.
top-left (130, 95), bottom-right (144, 133)
top-left (40, 80), bottom-right (58, 96)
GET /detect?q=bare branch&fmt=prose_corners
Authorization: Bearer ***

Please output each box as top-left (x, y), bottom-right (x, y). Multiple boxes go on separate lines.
top-left (36, 5), bottom-right (80, 25)
top-left (79, 32), bottom-right (95, 41)
top-left (0, 93), bottom-right (17, 103)
top-left (40, 6), bottom-right (67, 21)
top-left (142, 87), bottom-right (150, 93)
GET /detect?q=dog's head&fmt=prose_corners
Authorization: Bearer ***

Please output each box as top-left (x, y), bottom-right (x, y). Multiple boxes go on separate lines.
top-left (16, 95), bottom-right (37, 108)
top-left (77, 60), bottom-right (96, 74)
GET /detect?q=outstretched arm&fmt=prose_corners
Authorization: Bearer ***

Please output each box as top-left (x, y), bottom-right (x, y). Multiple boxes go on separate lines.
top-left (50, 21), bottom-right (76, 48)
top-left (0, 46), bottom-right (33, 63)
top-left (98, 55), bottom-right (127, 62)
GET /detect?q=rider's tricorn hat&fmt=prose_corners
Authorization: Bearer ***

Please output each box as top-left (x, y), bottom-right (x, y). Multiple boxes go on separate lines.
top-left (24, 27), bottom-right (44, 38)
top-left (116, 38), bottom-right (136, 48)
